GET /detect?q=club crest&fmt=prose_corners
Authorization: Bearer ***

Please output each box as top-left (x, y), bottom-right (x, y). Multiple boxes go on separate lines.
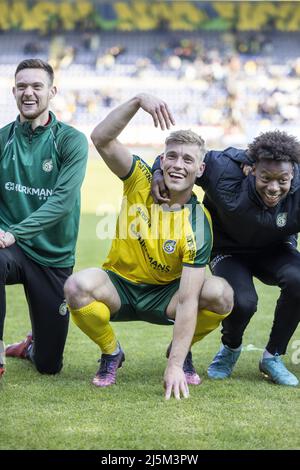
top-left (163, 240), bottom-right (176, 254)
top-left (59, 301), bottom-right (68, 316)
top-left (42, 159), bottom-right (53, 172)
top-left (276, 212), bottom-right (287, 227)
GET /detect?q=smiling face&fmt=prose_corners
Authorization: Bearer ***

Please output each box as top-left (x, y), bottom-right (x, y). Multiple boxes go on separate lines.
top-left (161, 142), bottom-right (205, 197)
top-left (13, 68), bottom-right (56, 123)
top-left (253, 159), bottom-right (294, 207)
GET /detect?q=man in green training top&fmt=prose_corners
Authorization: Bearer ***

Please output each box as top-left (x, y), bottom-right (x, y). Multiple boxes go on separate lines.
top-left (0, 59), bottom-right (88, 378)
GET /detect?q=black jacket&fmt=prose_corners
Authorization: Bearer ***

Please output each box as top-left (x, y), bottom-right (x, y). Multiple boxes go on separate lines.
top-left (199, 147), bottom-right (300, 256)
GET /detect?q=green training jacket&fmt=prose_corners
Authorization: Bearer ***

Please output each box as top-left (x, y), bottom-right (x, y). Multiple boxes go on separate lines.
top-left (0, 111), bottom-right (88, 267)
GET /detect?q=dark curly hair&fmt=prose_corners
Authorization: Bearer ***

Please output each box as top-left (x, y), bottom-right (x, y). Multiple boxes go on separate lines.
top-left (247, 130), bottom-right (300, 164)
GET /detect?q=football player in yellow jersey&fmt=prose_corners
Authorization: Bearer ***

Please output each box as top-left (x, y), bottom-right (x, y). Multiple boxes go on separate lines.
top-left (64, 93), bottom-right (233, 400)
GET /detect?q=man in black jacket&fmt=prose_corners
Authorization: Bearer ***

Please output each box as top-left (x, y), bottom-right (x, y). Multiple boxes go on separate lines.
top-left (152, 130), bottom-right (300, 386)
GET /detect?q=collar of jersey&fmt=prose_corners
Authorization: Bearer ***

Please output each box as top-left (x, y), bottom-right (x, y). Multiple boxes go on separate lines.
top-left (161, 192), bottom-right (197, 211)
top-left (15, 111), bottom-right (57, 136)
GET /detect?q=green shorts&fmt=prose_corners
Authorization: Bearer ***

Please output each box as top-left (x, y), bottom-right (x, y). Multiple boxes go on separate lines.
top-left (106, 270), bottom-right (180, 325)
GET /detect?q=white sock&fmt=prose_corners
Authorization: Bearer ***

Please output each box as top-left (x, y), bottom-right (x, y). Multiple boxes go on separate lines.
top-left (223, 344), bottom-right (241, 351)
top-left (110, 342), bottom-right (120, 356)
top-left (263, 349), bottom-right (274, 359)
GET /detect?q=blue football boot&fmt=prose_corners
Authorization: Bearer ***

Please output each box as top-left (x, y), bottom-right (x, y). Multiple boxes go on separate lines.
top-left (259, 354), bottom-right (299, 386)
top-left (207, 344), bottom-right (242, 379)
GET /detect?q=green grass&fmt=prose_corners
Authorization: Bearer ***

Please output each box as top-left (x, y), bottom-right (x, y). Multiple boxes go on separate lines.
top-left (1, 213), bottom-right (299, 450)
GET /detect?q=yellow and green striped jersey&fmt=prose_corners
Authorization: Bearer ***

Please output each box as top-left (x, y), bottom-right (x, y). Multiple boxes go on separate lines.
top-left (103, 156), bottom-right (213, 284)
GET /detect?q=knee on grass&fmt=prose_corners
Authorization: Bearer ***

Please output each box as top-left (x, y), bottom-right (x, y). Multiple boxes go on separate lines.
top-left (34, 357), bottom-right (63, 375)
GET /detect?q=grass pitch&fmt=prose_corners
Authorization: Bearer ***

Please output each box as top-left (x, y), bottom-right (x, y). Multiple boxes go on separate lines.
top-left (0, 158), bottom-right (300, 450)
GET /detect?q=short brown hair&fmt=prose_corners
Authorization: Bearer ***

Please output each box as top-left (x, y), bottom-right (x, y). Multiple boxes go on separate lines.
top-left (165, 129), bottom-right (206, 160)
top-left (15, 59), bottom-right (54, 85)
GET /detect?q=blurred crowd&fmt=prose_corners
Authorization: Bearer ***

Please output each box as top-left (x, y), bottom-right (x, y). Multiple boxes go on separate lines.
top-left (1, 30), bottom-right (300, 143)
top-left (46, 32), bottom-right (300, 139)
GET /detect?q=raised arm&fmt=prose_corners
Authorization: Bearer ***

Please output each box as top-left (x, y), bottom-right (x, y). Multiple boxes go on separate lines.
top-left (91, 93), bottom-right (175, 178)
top-left (164, 265), bottom-right (205, 400)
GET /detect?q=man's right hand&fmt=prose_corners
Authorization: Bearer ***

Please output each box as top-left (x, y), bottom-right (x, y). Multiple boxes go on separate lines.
top-left (151, 169), bottom-right (170, 203)
top-left (136, 93), bottom-right (175, 130)
top-left (0, 231), bottom-right (15, 249)
top-left (164, 363), bottom-right (189, 400)
top-left (241, 163), bottom-right (253, 176)
top-left (0, 229), bottom-right (5, 249)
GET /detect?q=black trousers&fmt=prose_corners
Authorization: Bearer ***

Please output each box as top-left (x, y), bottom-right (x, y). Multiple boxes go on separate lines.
top-left (210, 247), bottom-right (300, 355)
top-left (0, 244), bottom-right (72, 374)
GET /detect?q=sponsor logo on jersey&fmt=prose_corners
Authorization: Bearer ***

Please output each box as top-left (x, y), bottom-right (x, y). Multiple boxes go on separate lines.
top-left (4, 182), bottom-right (53, 200)
top-left (276, 212), bottom-right (287, 227)
top-left (163, 240), bottom-right (177, 254)
top-left (42, 159), bottom-right (53, 172)
top-left (130, 225), bottom-right (171, 272)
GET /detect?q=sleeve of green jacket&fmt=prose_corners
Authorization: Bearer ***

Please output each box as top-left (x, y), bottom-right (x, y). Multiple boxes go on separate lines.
top-left (8, 131), bottom-right (88, 241)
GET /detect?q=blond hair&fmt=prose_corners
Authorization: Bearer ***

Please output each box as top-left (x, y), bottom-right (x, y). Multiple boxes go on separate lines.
top-left (165, 130), bottom-right (206, 160)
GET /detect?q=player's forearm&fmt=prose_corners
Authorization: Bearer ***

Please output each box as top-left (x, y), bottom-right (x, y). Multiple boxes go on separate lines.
top-left (91, 96), bottom-right (141, 148)
top-left (9, 196), bottom-right (75, 240)
top-left (168, 300), bottom-right (198, 368)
